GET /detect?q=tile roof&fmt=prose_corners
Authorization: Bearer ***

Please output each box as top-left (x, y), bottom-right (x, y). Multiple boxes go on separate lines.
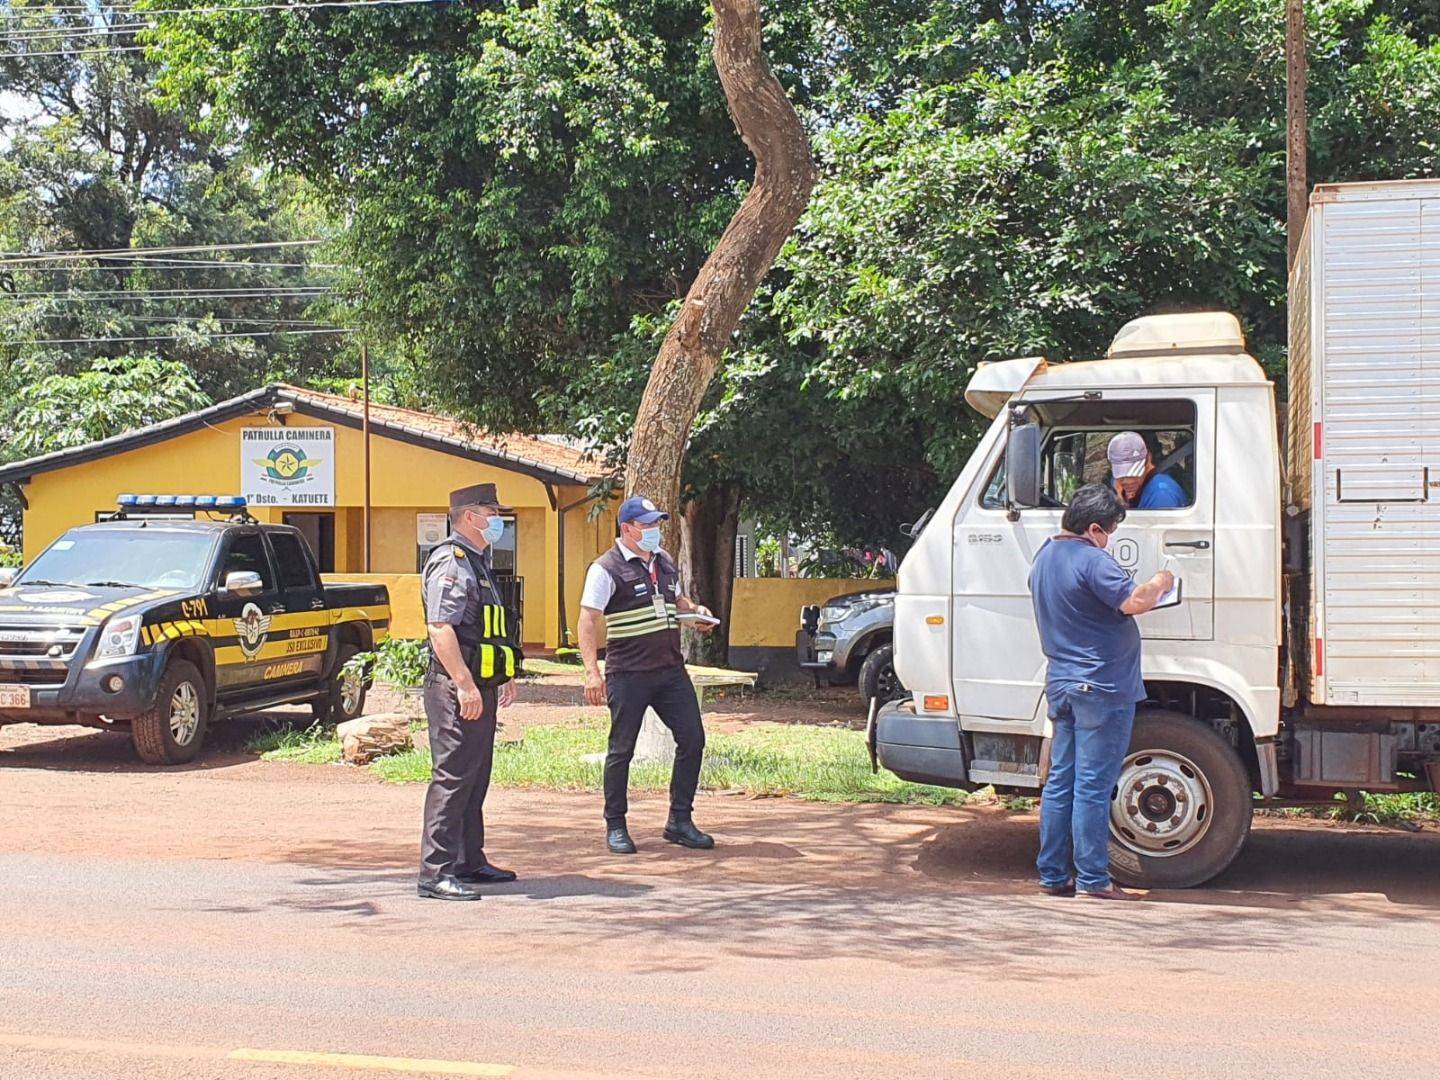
top-left (273, 384), bottom-right (603, 483)
top-left (0, 383), bottom-right (607, 487)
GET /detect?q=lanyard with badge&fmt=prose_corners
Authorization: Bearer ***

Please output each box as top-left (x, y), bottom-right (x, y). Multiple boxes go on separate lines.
top-left (646, 557), bottom-right (671, 623)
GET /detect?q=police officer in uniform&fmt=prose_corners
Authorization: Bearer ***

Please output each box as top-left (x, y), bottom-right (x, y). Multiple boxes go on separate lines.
top-left (578, 496), bottom-right (717, 854)
top-left (417, 483), bottom-right (520, 901)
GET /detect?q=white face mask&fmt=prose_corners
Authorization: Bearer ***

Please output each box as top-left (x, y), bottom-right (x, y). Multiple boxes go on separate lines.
top-left (638, 526), bottom-right (662, 553)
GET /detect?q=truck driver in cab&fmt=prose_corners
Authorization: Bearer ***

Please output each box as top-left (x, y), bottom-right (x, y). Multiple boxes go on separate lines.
top-left (1107, 431), bottom-right (1187, 510)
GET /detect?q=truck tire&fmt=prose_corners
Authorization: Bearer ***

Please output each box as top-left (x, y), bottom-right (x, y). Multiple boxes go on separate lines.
top-left (313, 642), bottom-right (367, 726)
top-left (1108, 709), bottom-right (1252, 889)
top-left (131, 658), bottom-right (209, 765)
top-left (858, 644), bottom-right (905, 706)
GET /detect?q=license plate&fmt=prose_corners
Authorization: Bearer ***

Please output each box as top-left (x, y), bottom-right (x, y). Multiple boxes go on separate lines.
top-left (0, 684), bottom-right (31, 709)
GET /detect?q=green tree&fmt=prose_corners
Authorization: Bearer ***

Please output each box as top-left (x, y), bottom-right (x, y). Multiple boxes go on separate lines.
top-left (9, 354), bottom-right (211, 457)
top-left (0, 8), bottom-right (348, 399)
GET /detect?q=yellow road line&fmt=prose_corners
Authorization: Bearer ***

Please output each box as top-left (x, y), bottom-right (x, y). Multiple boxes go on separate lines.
top-left (0, 1033), bottom-right (516, 1077)
top-left (229, 1048), bottom-right (514, 1076)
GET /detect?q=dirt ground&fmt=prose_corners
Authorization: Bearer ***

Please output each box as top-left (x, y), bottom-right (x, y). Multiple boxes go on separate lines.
top-left (4, 709), bottom-right (1440, 1079)
top-left (365, 671), bottom-right (865, 742)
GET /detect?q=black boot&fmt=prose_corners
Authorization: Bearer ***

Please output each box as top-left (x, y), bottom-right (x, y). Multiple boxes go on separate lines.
top-left (417, 876), bottom-right (484, 902)
top-left (663, 813), bottom-right (714, 849)
top-left (607, 821), bottom-right (638, 854)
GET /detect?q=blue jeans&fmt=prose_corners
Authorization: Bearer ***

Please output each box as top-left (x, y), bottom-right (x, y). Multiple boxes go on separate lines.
top-left (1036, 688), bottom-right (1136, 892)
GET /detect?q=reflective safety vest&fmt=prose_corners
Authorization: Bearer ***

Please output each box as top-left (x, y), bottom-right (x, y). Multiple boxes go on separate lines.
top-left (473, 604), bottom-right (521, 685)
top-left (457, 602), bottom-right (523, 688)
top-left (595, 545), bottom-right (684, 674)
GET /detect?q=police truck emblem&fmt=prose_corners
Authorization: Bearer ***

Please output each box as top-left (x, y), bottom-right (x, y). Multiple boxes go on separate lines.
top-left (233, 602), bottom-right (273, 660)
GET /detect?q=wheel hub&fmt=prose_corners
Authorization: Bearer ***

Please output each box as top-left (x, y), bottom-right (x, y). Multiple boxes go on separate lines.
top-left (1111, 750), bottom-right (1213, 857)
top-left (169, 681), bottom-right (200, 746)
top-left (341, 668), bottom-right (364, 716)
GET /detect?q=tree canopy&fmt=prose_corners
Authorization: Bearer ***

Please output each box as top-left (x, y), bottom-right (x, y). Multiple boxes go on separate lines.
top-left (11, 0), bottom-right (1440, 557)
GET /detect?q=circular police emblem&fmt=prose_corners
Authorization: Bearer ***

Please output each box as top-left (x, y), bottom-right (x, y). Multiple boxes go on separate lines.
top-left (233, 602), bottom-right (273, 660)
top-left (641, 498), bottom-right (656, 512)
top-left (252, 444), bottom-right (323, 486)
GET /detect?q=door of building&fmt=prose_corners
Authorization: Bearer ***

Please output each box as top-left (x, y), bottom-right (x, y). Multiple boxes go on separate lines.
top-left (283, 512), bottom-right (335, 572)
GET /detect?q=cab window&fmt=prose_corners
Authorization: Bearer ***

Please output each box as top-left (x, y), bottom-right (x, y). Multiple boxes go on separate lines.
top-left (217, 533), bottom-right (276, 591)
top-left (268, 532), bottom-right (318, 591)
top-left (980, 399), bottom-right (1197, 510)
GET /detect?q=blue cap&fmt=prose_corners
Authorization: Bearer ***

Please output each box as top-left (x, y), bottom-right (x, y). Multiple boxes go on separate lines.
top-left (617, 496), bottom-right (669, 525)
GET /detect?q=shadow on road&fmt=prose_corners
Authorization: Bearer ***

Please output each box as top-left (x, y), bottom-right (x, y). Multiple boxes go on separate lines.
top-left (912, 810), bottom-right (1440, 911)
top-left (0, 722), bottom-right (277, 774)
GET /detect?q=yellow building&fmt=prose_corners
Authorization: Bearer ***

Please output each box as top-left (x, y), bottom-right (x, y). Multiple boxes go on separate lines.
top-left (0, 384), bottom-right (617, 650)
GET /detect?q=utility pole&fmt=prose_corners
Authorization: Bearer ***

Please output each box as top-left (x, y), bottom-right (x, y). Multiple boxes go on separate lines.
top-left (361, 339), bottom-right (372, 573)
top-left (1286, 0), bottom-right (1307, 271)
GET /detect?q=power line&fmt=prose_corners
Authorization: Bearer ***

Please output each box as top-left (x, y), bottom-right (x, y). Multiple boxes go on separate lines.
top-left (5, 327), bottom-right (353, 345)
top-left (10, 261), bottom-right (342, 270)
top-left (0, 42), bottom-right (146, 57)
top-left (1, 286), bottom-right (338, 299)
top-left (17, 312), bottom-right (337, 322)
top-left (1, 0), bottom-right (450, 20)
top-left (0, 239), bottom-right (327, 265)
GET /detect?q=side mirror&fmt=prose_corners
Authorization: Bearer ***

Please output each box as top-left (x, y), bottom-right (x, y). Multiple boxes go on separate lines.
top-left (221, 570), bottom-right (264, 596)
top-left (1006, 420), bottom-right (1043, 510)
top-left (0, 567), bottom-right (18, 588)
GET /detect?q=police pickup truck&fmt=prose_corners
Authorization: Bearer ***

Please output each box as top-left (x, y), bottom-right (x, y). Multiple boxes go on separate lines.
top-left (0, 495), bottom-right (390, 764)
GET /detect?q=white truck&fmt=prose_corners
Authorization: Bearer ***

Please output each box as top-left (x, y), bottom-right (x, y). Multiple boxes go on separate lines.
top-left (874, 179), bottom-right (1440, 888)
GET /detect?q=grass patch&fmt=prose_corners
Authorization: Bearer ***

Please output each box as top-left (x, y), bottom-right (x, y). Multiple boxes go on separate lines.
top-left (522, 657), bottom-right (586, 677)
top-left (1327, 790), bottom-right (1440, 825)
top-left (247, 724), bottom-right (343, 765)
top-left (372, 717), bottom-right (967, 805)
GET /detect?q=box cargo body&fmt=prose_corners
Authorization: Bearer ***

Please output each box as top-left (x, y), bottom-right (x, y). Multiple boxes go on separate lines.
top-left (1288, 180), bottom-right (1440, 708)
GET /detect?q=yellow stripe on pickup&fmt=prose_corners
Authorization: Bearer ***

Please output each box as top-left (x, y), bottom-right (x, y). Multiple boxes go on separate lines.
top-left (329, 605), bottom-right (392, 627)
top-left (214, 635), bottom-right (329, 666)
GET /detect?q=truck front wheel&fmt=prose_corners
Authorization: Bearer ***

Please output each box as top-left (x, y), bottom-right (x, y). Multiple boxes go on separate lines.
top-left (131, 658), bottom-right (210, 765)
top-left (1107, 710), bottom-right (1252, 889)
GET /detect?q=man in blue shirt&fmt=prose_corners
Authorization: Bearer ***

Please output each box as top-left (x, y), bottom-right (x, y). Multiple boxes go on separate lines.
top-left (1107, 431), bottom-right (1187, 509)
top-left (1028, 484), bottom-right (1174, 900)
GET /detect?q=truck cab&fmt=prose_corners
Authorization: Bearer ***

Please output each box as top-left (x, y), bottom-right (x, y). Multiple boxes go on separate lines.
top-left (875, 312), bottom-right (1281, 887)
top-left (0, 495), bottom-right (390, 764)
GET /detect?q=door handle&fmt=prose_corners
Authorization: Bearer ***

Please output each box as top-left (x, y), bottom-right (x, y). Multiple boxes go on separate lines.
top-left (310, 598), bottom-right (325, 609)
top-left (1164, 539), bottom-right (1210, 550)
top-left (267, 603), bottom-right (285, 614)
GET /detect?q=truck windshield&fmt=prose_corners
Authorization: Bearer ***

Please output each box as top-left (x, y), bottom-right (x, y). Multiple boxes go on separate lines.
top-left (17, 531), bottom-right (218, 591)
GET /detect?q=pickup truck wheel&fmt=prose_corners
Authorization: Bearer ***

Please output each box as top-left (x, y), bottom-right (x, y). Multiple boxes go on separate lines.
top-left (858, 644), bottom-right (905, 706)
top-left (1107, 710), bottom-right (1252, 889)
top-left (313, 642), bottom-right (367, 726)
top-left (131, 658), bottom-right (209, 765)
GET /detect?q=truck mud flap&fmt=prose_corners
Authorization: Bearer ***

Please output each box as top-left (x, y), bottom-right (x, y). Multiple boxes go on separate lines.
top-left (874, 700), bottom-right (970, 789)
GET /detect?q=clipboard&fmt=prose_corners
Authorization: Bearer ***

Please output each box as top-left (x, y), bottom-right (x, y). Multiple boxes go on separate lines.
top-left (1152, 577), bottom-right (1182, 610)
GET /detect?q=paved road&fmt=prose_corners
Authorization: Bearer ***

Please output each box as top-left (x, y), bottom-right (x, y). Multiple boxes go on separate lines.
top-left (3, 724), bottom-right (1439, 1079)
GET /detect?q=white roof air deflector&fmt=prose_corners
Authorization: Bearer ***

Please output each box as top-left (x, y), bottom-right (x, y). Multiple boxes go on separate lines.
top-left (1106, 312), bottom-right (1246, 357)
top-left (964, 356), bottom-right (1047, 418)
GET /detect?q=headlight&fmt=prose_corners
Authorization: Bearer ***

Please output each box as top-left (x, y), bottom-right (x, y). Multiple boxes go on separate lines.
top-left (822, 596), bottom-right (891, 623)
top-left (95, 614), bottom-right (143, 660)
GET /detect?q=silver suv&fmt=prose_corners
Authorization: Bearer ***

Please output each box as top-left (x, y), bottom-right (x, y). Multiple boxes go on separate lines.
top-left (796, 588), bottom-right (905, 705)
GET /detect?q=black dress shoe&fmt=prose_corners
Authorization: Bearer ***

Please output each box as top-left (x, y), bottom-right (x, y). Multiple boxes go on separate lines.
top-left (417, 876), bottom-right (484, 902)
top-left (458, 864), bottom-right (517, 884)
top-left (607, 824), bottom-right (638, 854)
top-left (663, 816), bottom-right (715, 849)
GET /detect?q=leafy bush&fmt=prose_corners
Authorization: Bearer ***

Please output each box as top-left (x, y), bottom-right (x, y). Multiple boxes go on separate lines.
top-left (347, 636), bottom-right (429, 689)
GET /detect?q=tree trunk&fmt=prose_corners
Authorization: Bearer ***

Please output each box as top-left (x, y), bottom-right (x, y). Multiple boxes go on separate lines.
top-left (679, 482), bottom-right (743, 666)
top-left (624, 0), bottom-right (816, 551)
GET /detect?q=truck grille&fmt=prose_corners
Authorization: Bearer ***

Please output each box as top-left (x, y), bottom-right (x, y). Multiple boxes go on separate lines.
top-left (0, 665), bottom-right (69, 685)
top-left (0, 626), bottom-right (86, 661)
